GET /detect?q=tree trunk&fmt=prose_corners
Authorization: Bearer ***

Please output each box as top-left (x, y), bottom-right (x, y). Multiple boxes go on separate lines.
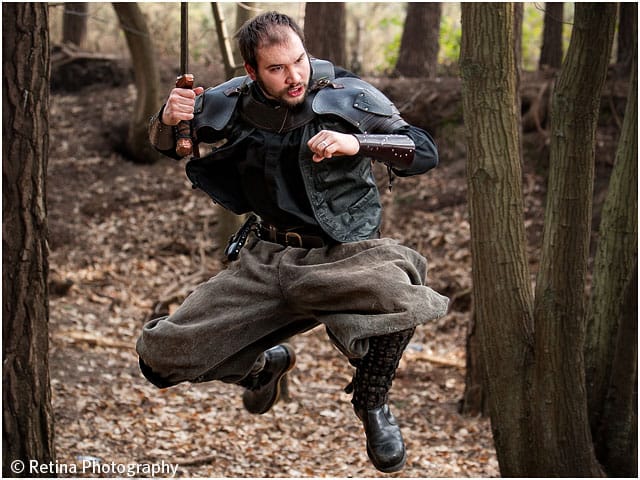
top-left (587, 44), bottom-right (637, 476)
top-left (616, 3), bottom-right (637, 76)
top-left (460, 4), bottom-right (535, 476)
top-left (112, 2), bottom-right (162, 163)
top-left (394, 3), bottom-right (441, 78)
top-left (304, 3), bottom-right (346, 67)
top-left (539, 3), bottom-right (564, 70)
top-left (2, 3), bottom-right (55, 477)
top-left (211, 3), bottom-right (237, 78)
top-left (233, 2), bottom-right (255, 72)
top-left (459, 310), bottom-right (489, 416)
top-left (532, 3), bottom-right (616, 476)
top-left (596, 261), bottom-right (638, 477)
top-left (62, 2), bottom-right (88, 47)
top-left (513, 2), bottom-right (523, 74)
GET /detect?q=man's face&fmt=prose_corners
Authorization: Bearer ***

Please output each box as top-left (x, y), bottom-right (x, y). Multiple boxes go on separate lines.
top-left (245, 28), bottom-right (311, 108)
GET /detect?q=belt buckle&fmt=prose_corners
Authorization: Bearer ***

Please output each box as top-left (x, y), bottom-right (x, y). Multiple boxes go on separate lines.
top-left (285, 231), bottom-right (303, 247)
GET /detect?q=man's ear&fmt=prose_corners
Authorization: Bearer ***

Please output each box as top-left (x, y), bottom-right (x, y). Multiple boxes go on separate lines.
top-left (245, 63), bottom-right (257, 81)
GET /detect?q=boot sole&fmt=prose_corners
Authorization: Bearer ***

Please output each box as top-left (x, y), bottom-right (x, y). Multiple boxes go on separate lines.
top-left (367, 444), bottom-right (407, 473)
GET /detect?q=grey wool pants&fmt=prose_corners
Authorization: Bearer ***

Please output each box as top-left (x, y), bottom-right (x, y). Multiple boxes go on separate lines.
top-left (136, 236), bottom-right (449, 387)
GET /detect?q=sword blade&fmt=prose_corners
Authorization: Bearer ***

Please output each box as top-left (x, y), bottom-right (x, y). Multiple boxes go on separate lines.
top-left (180, 2), bottom-right (188, 74)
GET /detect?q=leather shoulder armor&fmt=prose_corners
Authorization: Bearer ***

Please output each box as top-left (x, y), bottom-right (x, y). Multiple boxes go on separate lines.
top-left (310, 58), bottom-right (335, 84)
top-left (312, 77), bottom-right (406, 133)
top-left (192, 58), bottom-right (336, 141)
top-left (192, 75), bottom-right (249, 141)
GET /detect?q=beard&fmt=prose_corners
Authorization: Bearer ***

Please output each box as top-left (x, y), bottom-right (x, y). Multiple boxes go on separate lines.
top-left (255, 77), bottom-right (309, 109)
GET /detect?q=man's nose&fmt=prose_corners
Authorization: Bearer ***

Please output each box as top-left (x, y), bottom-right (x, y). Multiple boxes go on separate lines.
top-left (286, 67), bottom-right (302, 84)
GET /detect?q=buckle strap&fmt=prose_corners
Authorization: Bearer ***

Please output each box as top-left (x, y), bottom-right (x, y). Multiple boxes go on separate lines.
top-left (256, 223), bottom-right (327, 249)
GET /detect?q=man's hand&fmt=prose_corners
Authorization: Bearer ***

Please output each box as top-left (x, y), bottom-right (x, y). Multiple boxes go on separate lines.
top-left (308, 130), bottom-right (360, 162)
top-left (161, 86), bottom-right (205, 126)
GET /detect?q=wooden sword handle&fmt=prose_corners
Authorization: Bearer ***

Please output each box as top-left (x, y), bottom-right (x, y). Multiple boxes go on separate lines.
top-left (175, 73), bottom-right (195, 157)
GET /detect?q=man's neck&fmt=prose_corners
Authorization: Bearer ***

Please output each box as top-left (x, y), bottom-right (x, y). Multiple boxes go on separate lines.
top-left (251, 82), bottom-right (282, 108)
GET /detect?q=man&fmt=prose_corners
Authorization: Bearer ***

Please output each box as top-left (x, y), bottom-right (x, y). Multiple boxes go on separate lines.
top-left (137, 11), bottom-right (449, 473)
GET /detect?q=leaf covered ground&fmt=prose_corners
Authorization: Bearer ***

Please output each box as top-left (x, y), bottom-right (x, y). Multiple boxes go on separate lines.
top-left (48, 76), bottom-right (595, 477)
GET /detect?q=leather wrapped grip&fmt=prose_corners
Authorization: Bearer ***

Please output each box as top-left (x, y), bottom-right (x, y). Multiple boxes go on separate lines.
top-left (176, 74), bottom-right (194, 157)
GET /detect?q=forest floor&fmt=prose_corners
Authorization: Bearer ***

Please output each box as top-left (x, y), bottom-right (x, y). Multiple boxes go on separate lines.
top-left (45, 66), bottom-right (617, 478)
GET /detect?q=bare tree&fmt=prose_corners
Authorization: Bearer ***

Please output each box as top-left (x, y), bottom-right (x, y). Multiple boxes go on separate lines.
top-left (586, 45), bottom-right (637, 477)
top-left (304, 3), bottom-right (346, 67)
top-left (532, 5), bottom-right (616, 474)
top-left (62, 2), bottom-right (88, 47)
top-left (2, 3), bottom-right (55, 476)
top-left (461, 3), bottom-right (618, 476)
top-left (617, 3), bottom-right (637, 76)
top-left (112, 2), bottom-right (162, 163)
top-left (395, 3), bottom-right (441, 77)
top-left (539, 3), bottom-right (564, 69)
top-left (232, 2), bottom-right (256, 71)
top-left (460, 5), bottom-right (533, 473)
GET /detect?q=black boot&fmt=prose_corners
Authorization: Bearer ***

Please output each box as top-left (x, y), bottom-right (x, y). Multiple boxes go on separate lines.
top-left (240, 344), bottom-right (296, 414)
top-left (349, 328), bottom-right (415, 473)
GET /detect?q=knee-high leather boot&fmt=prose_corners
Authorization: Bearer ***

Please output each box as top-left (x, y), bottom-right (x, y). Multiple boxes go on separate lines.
top-left (349, 328), bottom-right (415, 473)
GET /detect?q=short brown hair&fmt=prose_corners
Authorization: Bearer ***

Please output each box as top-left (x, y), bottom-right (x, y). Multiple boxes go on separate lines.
top-left (235, 11), bottom-right (306, 69)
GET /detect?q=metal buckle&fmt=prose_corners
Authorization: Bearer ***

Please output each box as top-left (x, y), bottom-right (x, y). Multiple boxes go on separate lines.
top-left (285, 232), bottom-right (303, 247)
top-left (268, 225), bottom-right (278, 243)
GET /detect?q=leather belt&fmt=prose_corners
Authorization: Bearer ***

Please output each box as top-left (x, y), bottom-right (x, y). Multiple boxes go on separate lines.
top-left (255, 223), bottom-right (328, 249)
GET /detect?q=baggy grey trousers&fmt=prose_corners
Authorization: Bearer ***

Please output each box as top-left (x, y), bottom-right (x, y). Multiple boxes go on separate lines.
top-left (136, 236), bottom-right (449, 387)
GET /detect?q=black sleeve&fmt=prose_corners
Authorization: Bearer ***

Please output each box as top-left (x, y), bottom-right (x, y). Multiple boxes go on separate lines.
top-left (391, 124), bottom-right (439, 177)
top-left (334, 66), bottom-right (360, 79)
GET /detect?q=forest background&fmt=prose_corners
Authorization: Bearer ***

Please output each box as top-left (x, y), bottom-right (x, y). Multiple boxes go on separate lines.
top-left (3, 2), bottom-right (636, 479)
top-left (47, 2), bottom-right (574, 75)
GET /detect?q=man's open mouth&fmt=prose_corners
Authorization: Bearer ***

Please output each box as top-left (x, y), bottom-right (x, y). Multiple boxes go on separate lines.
top-left (288, 85), bottom-right (304, 97)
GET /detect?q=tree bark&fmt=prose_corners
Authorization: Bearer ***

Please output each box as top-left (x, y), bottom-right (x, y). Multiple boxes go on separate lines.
top-left (587, 43), bottom-right (637, 475)
top-left (232, 2), bottom-right (255, 70)
top-left (616, 3), bottom-right (637, 76)
top-left (539, 3), bottom-right (564, 69)
top-left (532, 3), bottom-right (616, 476)
top-left (112, 2), bottom-right (162, 163)
top-left (303, 3), bottom-right (346, 67)
top-left (394, 3), bottom-right (441, 78)
top-left (459, 310), bottom-right (489, 416)
top-left (596, 261), bottom-right (638, 477)
top-left (2, 3), bottom-right (55, 476)
top-left (62, 2), bottom-right (88, 48)
top-left (460, 4), bottom-right (535, 476)
top-left (513, 2), bottom-right (523, 74)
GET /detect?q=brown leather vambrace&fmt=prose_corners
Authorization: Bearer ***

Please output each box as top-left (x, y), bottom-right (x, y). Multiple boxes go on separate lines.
top-left (352, 134), bottom-right (415, 169)
top-left (148, 108), bottom-right (178, 152)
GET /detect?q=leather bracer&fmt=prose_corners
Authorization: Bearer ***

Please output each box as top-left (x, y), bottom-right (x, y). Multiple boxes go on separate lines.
top-left (353, 134), bottom-right (415, 169)
top-left (148, 108), bottom-right (177, 152)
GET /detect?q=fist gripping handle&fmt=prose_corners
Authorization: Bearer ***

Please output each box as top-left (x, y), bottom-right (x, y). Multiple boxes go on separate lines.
top-left (175, 73), bottom-right (195, 157)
